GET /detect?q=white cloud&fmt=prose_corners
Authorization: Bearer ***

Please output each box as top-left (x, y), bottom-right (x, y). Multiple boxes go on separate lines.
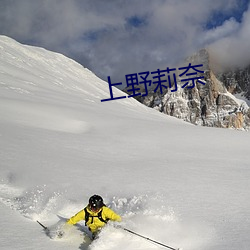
top-left (201, 18), bottom-right (240, 45)
top-left (209, 4), bottom-right (250, 68)
top-left (0, 0), bottom-right (248, 84)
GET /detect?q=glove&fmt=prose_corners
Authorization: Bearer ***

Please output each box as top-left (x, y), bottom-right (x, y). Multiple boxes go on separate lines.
top-left (56, 230), bottom-right (64, 238)
top-left (55, 223), bottom-right (71, 238)
top-left (113, 223), bottom-right (123, 229)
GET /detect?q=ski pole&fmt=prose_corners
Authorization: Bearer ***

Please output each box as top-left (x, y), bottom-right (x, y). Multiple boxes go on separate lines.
top-left (37, 220), bottom-right (48, 231)
top-left (122, 227), bottom-right (180, 250)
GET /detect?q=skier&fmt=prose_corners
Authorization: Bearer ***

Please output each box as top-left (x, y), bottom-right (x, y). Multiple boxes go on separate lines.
top-left (66, 194), bottom-right (121, 239)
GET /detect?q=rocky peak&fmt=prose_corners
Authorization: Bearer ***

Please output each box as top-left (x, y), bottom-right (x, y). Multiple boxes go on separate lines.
top-left (130, 49), bottom-right (250, 130)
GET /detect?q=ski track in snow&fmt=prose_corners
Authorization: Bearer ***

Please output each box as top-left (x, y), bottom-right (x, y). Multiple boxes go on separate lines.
top-left (0, 99), bottom-right (91, 134)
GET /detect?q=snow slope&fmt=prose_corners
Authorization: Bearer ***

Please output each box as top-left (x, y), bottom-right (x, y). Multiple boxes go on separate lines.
top-left (0, 36), bottom-right (250, 250)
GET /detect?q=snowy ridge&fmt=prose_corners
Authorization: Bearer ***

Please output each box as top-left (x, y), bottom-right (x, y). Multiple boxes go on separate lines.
top-left (0, 36), bottom-right (250, 250)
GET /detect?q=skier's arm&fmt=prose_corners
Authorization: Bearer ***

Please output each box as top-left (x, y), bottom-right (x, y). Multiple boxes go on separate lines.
top-left (104, 207), bottom-right (122, 222)
top-left (67, 209), bottom-right (85, 225)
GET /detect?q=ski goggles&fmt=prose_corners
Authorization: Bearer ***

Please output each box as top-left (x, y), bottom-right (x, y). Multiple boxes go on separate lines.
top-left (89, 205), bottom-right (101, 212)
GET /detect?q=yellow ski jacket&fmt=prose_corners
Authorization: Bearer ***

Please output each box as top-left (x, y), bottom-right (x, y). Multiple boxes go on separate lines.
top-left (67, 206), bottom-right (121, 233)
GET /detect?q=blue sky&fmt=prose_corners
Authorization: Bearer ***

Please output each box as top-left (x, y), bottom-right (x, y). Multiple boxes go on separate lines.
top-left (206, 0), bottom-right (249, 28)
top-left (0, 0), bottom-right (249, 86)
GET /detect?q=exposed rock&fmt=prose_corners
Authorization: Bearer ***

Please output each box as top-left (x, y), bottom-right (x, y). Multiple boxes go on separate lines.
top-left (217, 66), bottom-right (250, 100)
top-left (129, 49), bottom-right (250, 130)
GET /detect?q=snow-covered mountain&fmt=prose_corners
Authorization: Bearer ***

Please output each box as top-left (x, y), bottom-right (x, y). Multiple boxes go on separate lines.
top-left (131, 49), bottom-right (250, 130)
top-left (0, 36), bottom-right (250, 250)
top-left (216, 65), bottom-right (250, 103)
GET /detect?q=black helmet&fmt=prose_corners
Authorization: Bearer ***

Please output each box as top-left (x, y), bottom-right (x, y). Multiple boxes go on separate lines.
top-left (89, 195), bottom-right (104, 210)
